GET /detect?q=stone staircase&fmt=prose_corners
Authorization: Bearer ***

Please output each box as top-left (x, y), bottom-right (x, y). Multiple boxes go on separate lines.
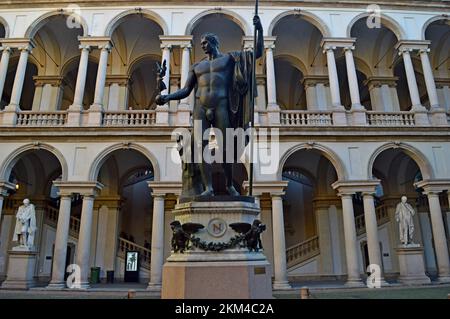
top-left (286, 204), bottom-right (391, 269)
top-left (43, 205), bottom-right (151, 270)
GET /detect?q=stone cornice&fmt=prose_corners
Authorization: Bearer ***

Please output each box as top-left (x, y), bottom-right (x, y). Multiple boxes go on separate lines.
top-left (2, 1), bottom-right (449, 11)
top-left (33, 75), bottom-right (65, 87)
top-left (321, 38), bottom-right (356, 50)
top-left (242, 180), bottom-right (289, 196)
top-left (302, 75), bottom-right (329, 87)
top-left (395, 40), bottom-right (431, 53)
top-left (332, 179), bottom-right (381, 195)
top-left (414, 179), bottom-right (450, 194)
top-left (0, 38), bottom-right (35, 51)
top-left (159, 35), bottom-right (193, 48)
top-left (105, 75), bottom-right (130, 86)
top-left (148, 181), bottom-right (182, 196)
top-left (78, 36), bottom-right (112, 48)
top-left (52, 181), bottom-right (104, 196)
top-left (363, 76), bottom-right (399, 89)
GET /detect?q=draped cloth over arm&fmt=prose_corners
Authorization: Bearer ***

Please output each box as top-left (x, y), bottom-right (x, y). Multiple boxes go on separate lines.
top-left (228, 50), bottom-right (257, 131)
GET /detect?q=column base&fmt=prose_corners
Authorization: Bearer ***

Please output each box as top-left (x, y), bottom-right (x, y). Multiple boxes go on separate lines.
top-left (344, 278), bottom-right (365, 288)
top-left (72, 282), bottom-right (90, 290)
top-left (155, 105), bottom-right (169, 125)
top-left (67, 105), bottom-right (83, 127)
top-left (46, 282), bottom-right (66, 290)
top-left (272, 281), bottom-right (292, 290)
top-left (267, 104), bottom-right (280, 125)
top-left (332, 106), bottom-right (347, 126)
top-left (436, 275), bottom-right (450, 283)
top-left (351, 107), bottom-right (367, 125)
top-left (87, 105), bottom-right (103, 126)
top-left (430, 107), bottom-right (448, 126)
top-left (412, 105), bottom-right (430, 126)
top-left (2, 105), bottom-right (20, 126)
top-left (147, 282), bottom-right (162, 291)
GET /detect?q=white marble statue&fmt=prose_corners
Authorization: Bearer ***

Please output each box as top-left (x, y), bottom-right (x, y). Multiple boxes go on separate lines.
top-left (12, 198), bottom-right (37, 249)
top-left (395, 196), bottom-right (415, 246)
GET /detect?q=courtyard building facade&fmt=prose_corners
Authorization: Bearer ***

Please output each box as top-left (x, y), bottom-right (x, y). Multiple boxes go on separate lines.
top-left (0, 0), bottom-right (449, 290)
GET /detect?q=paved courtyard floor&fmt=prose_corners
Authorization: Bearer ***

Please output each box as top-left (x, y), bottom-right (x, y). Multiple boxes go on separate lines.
top-left (0, 282), bottom-right (448, 299)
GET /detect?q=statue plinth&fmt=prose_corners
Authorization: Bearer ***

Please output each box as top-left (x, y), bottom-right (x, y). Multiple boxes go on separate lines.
top-left (161, 198), bottom-right (273, 299)
top-left (396, 245), bottom-right (431, 285)
top-left (1, 249), bottom-right (37, 290)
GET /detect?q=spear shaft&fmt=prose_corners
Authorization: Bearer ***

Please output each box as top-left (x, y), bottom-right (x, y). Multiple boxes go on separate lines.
top-left (249, 0), bottom-right (259, 197)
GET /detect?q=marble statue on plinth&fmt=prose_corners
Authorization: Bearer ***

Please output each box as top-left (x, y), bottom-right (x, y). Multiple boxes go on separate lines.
top-left (395, 196), bottom-right (418, 247)
top-left (12, 198), bottom-right (37, 250)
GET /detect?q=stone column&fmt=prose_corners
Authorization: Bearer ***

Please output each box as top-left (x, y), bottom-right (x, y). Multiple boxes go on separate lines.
top-left (419, 49), bottom-right (439, 108)
top-left (362, 193), bottom-right (387, 284)
top-left (364, 76), bottom-right (400, 112)
top-left (324, 48), bottom-right (341, 108)
top-left (339, 193), bottom-right (363, 286)
top-left (271, 194), bottom-right (291, 289)
top-left (156, 43), bottom-right (171, 125)
top-left (265, 40), bottom-right (280, 125)
top-left (419, 48), bottom-right (447, 125)
top-left (76, 195), bottom-right (96, 288)
top-left (344, 46), bottom-right (362, 110)
top-left (176, 44), bottom-right (192, 125)
top-left (71, 45), bottom-right (91, 110)
top-left (6, 44), bottom-right (33, 111)
top-left (0, 46), bottom-right (11, 102)
top-left (148, 194), bottom-right (165, 290)
top-left (0, 182), bottom-right (14, 226)
top-left (425, 191), bottom-right (450, 282)
top-left (400, 49), bottom-right (423, 110)
top-left (90, 43), bottom-right (111, 111)
top-left (47, 194), bottom-right (72, 288)
top-left (179, 44), bottom-right (191, 108)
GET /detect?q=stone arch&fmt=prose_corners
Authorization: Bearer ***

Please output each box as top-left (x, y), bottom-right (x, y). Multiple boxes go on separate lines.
top-left (88, 143), bottom-right (161, 182)
top-left (274, 54), bottom-right (308, 75)
top-left (268, 10), bottom-right (331, 37)
top-left (368, 142), bottom-right (434, 180)
top-left (25, 10), bottom-right (89, 38)
top-left (353, 56), bottom-right (373, 78)
top-left (0, 16), bottom-right (10, 38)
top-left (422, 15), bottom-right (449, 40)
top-left (105, 8), bottom-right (168, 37)
top-left (0, 143), bottom-right (68, 182)
top-left (347, 12), bottom-right (406, 40)
top-left (185, 8), bottom-right (250, 35)
top-left (127, 53), bottom-right (161, 76)
top-left (278, 143), bottom-right (347, 181)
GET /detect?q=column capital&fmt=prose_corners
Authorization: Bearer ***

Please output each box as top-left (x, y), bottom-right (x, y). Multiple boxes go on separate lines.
top-left (363, 76), bottom-right (399, 89)
top-left (148, 181), bottom-right (181, 197)
top-left (33, 75), bottom-right (65, 87)
top-left (242, 36), bottom-right (255, 51)
top-left (78, 36), bottom-right (112, 50)
top-left (0, 181), bottom-right (16, 196)
top-left (414, 179), bottom-right (450, 195)
top-left (52, 181), bottom-right (104, 197)
top-left (0, 46), bottom-right (12, 53)
top-left (78, 36), bottom-right (112, 49)
top-left (321, 37), bottom-right (356, 50)
top-left (78, 44), bottom-right (92, 52)
top-left (418, 48), bottom-right (431, 55)
top-left (105, 75), bottom-right (130, 87)
top-left (242, 180), bottom-right (288, 197)
top-left (0, 38), bottom-right (35, 51)
top-left (343, 46), bottom-right (355, 52)
top-left (302, 75), bottom-right (329, 87)
top-left (332, 180), bottom-right (381, 196)
top-left (435, 78), bottom-right (450, 88)
top-left (264, 36), bottom-right (277, 50)
top-left (159, 35), bottom-right (193, 48)
top-left (395, 40), bottom-right (430, 54)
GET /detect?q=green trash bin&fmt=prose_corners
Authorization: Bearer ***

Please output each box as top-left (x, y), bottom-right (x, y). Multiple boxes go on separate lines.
top-left (90, 267), bottom-right (101, 284)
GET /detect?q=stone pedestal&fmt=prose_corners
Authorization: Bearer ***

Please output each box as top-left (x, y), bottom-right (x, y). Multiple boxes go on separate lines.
top-left (396, 245), bottom-right (431, 285)
top-left (161, 199), bottom-right (273, 299)
top-left (1, 247), bottom-right (37, 289)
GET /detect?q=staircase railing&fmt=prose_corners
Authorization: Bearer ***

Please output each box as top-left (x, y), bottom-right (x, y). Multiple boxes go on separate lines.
top-left (286, 236), bottom-right (320, 269)
top-left (117, 237), bottom-right (151, 270)
top-left (355, 204), bottom-right (390, 235)
top-left (44, 205), bottom-right (80, 236)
